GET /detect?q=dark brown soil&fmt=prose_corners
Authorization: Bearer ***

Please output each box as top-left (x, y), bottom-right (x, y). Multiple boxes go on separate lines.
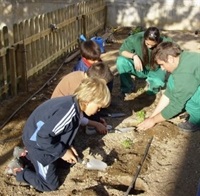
top-left (0, 27), bottom-right (200, 196)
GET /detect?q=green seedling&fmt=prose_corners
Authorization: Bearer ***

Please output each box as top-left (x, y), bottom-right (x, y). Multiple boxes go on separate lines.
top-left (136, 110), bottom-right (146, 123)
top-left (122, 138), bottom-right (133, 149)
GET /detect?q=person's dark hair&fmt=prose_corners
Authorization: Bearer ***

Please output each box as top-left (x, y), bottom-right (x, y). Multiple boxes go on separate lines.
top-left (142, 27), bottom-right (161, 66)
top-left (152, 42), bottom-right (182, 64)
top-left (87, 62), bottom-right (114, 83)
top-left (80, 40), bottom-right (101, 61)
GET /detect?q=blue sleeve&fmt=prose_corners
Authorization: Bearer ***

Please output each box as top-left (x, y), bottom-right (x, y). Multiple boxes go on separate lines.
top-left (36, 103), bottom-right (77, 158)
top-left (73, 59), bottom-right (88, 72)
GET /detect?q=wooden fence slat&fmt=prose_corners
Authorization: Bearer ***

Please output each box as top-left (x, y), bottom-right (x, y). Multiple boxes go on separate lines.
top-left (13, 24), bottom-right (19, 43)
top-left (35, 17), bottom-right (40, 65)
top-left (0, 0), bottom-right (107, 100)
top-left (18, 22), bottom-right (23, 42)
top-left (24, 20), bottom-right (31, 70)
top-left (82, 15), bottom-right (87, 37)
top-left (52, 11), bottom-right (57, 56)
top-left (54, 9), bottom-right (59, 52)
top-left (8, 47), bottom-right (17, 96)
top-left (3, 26), bottom-right (9, 47)
top-left (39, 14), bottom-right (44, 32)
top-left (57, 9), bottom-right (62, 51)
top-left (30, 18), bottom-right (37, 68)
top-left (47, 12), bottom-right (52, 57)
top-left (0, 29), bottom-right (3, 49)
top-left (0, 27), bottom-right (9, 98)
top-left (43, 14), bottom-right (49, 63)
top-left (25, 19), bottom-right (30, 38)
top-left (16, 44), bottom-right (28, 92)
top-left (39, 14), bottom-right (45, 63)
top-left (0, 55), bottom-right (8, 96)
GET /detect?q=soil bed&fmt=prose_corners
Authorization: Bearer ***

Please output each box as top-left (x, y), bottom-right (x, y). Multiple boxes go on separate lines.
top-left (0, 27), bottom-right (200, 196)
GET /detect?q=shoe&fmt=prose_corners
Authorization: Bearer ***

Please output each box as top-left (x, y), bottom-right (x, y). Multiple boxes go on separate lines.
top-left (13, 146), bottom-right (28, 159)
top-left (5, 158), bottom-right (23, 176)
top-left (85, 126), bottom-right (97, 135)
top-left (178, 121), bottom-right (200, 132)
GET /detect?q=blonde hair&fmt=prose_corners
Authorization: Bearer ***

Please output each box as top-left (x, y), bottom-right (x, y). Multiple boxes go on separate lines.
top-left (74, 77), bottom-right (111, 109)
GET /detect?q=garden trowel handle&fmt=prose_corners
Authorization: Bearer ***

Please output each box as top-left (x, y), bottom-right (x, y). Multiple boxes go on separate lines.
top-left (107, 112), bottom-right (126, 118)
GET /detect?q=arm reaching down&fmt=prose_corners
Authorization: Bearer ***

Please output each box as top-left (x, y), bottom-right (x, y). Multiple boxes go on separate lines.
top-left (150, 94), bottom-right (170, 117)
top-left (137, 94), bottom-right (170, 131)
top-left (137, 113), bottom-right (166, 131)
top-left (88, 119), bottom-right (108, 134)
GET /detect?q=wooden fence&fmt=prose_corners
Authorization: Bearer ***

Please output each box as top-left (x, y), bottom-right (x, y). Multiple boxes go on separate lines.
top-left (0, 0), bottom-right (106, 100)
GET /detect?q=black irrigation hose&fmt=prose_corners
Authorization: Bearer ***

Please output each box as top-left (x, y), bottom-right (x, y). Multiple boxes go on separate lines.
top-left (0, 52), bottom-right (76, 143)
top-left (124, 136), bottom-right (153, 196)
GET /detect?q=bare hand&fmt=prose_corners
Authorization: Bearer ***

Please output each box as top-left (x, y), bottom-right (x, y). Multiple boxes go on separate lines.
top-left (100, 118), bottom-right (107, 127)
top-left (133, 55), bottom-right (143, 72)
top-left (70, 146), bottom-right (78, 157)
top-left (95, 122), bottom-right (108, 134)
top-left (137, 118), bottom-right (156, 131)
top-left (62, 148), bottom-right (78, 164)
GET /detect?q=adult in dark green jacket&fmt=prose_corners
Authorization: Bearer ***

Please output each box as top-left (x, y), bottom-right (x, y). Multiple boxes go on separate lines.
top-left (116, 27), bottom-right (172, 95)
top-left (138, 42), bottom-right (200, 132)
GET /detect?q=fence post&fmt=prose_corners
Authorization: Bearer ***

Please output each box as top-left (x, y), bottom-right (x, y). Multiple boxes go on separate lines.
top-left (3, 26), bottom-right (9, 47)
top-left (0, 26), bottom-right (9, 98)
top-left (16, 44), bottom-right (28, 92)
top-left (104, 5), bottom-right (107, 30)
top-left (82, 15), bottom-right (86, 38)
top-left (7, 47), bottom-right (17, 96)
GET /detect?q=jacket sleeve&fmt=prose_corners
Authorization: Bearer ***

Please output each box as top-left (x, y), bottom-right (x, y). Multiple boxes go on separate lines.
top-left (36, 103), bottom-right (78, 158)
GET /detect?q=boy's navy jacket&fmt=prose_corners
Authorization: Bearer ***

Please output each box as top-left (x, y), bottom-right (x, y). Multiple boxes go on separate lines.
top-left (22, 96), bottom-right (81, 166)
top-left (73, 58), bottom-right (89, 72)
